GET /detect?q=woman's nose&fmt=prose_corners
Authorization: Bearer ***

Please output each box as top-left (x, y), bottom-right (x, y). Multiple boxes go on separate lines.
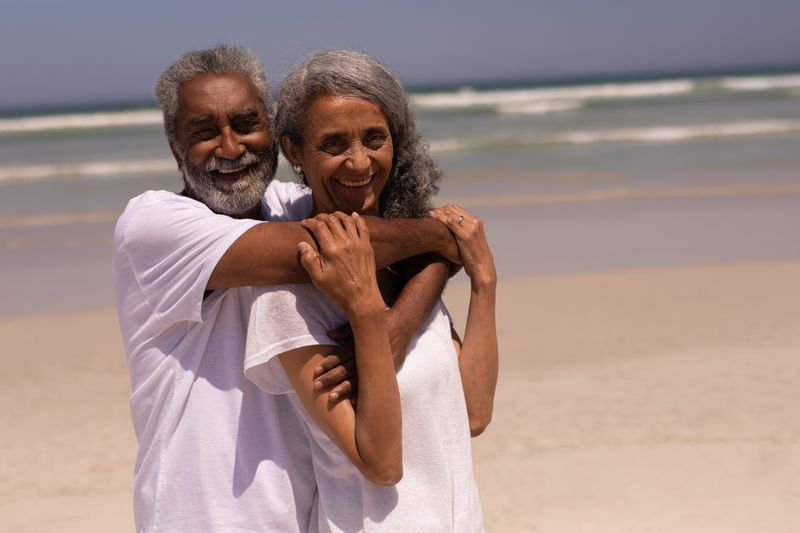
top-left (345, 143), bottom-right (371, 173)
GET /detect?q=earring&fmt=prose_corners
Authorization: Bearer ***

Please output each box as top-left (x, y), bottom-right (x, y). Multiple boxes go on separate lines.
top-left (292, 165), bottom-right (303, 175)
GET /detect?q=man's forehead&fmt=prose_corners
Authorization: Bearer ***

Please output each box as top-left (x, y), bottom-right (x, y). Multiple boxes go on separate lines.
top-left (177, 72), bottom-right (264, 119)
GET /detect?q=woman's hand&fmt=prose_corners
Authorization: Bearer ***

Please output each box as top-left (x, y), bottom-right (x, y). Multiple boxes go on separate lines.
top-left (431, 205), bottom-right (499, 437)
top-left (429, 205), bottom-right (496, 288)
top-left (299, 212), bottom-right (384, 316)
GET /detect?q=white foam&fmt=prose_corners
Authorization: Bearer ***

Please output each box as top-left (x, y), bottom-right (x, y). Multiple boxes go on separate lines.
top-left (557, 120), bottom-right (800, 145)
top-left (720, 74), bottom-right (800, 92)
top-left (0, 159), bottom-right (176, 183)
top-left (428, 138), bottom-right (482, 153)
top-left (427, 119), bottom-right (800, 153)
top-left (497, 100), bottom-right (584, 115)
top-left (411, 79), bottom-right (695, 110)
top-left (0, 109), bottom-right (162, 134)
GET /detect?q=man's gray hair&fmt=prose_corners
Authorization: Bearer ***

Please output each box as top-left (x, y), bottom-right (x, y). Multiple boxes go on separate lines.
top-left (276, 50), bottom-right (441, 218)
top-left (154, 44), bottom-right (274, 145)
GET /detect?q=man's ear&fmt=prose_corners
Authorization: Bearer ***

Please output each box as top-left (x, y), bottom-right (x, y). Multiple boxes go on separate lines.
top-left (281, 135), bottom-right (302, 167)
top-left (168, 141), bottom-right (183, 171)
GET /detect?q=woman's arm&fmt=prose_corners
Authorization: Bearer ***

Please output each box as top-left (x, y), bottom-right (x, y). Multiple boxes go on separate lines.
top-left (430, 205), bottom-right (499, 437)
top-left (282, 213), bottom-right (402, 485)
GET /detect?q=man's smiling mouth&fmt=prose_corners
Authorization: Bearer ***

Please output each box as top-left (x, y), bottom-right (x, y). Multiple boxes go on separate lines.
top-left (217, 165), bottom-right (248, 175)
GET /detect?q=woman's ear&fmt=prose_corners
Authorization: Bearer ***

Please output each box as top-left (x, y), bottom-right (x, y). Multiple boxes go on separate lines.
top-left (281, 135), bottom-right (303, 167)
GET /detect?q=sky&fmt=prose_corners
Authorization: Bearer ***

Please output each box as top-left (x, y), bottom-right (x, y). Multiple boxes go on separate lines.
top-left (1, 0), bottom-right (799, 109)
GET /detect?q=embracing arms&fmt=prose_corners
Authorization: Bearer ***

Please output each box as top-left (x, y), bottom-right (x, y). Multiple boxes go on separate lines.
top-left (208, 216), bottom-right (459, 289)
top-left (275, 214), bottom-right (403, 485)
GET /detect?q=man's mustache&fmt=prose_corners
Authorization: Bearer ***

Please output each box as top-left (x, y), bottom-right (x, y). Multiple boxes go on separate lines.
top-left (203, 151), bottom-right (261, 173)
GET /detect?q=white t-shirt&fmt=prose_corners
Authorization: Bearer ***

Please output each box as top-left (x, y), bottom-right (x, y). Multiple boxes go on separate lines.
top-left (243, 183), bottom-right (484, 532)
top-left (112, 181), bottom-right (317, 533)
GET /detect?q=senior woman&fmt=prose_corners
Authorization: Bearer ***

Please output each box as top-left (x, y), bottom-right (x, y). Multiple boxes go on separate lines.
top-left (244, 50), bottom-right (498, 532)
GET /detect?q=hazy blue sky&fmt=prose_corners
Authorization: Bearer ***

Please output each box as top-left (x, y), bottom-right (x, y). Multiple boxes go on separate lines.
top-left (1, 0), bottom-right (798, 108)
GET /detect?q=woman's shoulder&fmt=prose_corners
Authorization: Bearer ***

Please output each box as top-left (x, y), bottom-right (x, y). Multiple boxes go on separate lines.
top-left (264, 179), bottom-right (312, 221)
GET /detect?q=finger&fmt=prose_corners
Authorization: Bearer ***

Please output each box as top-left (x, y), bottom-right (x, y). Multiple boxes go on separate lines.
top-left (328, 379), bottom-right (353, 402)
top-left (314, 355), bottom-right (356, 387)
top-left (297, 241), bottom-right (322, 277)
top-left (331, 374), bottom-right (358, 400)
top-left (314, 364), bottom-right (350, 390)
top-left (302, 217), bottom-right (336, 250)
top-left (331, 211), bottom-right (358, 238)
top-left (313, 353), bottom-right (346, 376)
top-left (428, 208), bottom-right (450, 225)
top-left (353, 212), bottom-right (369, 240)
top-left (322, 213), bottom-right (348, 240)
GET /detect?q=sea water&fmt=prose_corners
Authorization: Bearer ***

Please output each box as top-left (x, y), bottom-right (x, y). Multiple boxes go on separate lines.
top-left (1, 68), bottom-right (799, 314)
top-left (2, 68), bottom-right (799, 211)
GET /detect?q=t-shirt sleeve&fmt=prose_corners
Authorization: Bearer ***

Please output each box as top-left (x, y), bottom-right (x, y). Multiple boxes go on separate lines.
top-left (244, 284), bottom-right (345, 395)
top-left (263, 180), bottom-right (313, 222)
top-left (115, 192), bottom-right (260, 326)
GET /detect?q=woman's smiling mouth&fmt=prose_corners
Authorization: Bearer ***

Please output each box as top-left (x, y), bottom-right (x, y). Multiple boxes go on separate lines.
top-left (336, 175), bottom-right (373, 188)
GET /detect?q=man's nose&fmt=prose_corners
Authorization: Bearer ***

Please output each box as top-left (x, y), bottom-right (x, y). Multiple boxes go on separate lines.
top-left (216, 127), bottom-right (246, 159)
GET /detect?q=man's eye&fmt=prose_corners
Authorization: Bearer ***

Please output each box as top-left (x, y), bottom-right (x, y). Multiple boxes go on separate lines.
top-left (234, 119), bottom-right (261, 133)
top-left (192, 129), bottom-right (216, 140)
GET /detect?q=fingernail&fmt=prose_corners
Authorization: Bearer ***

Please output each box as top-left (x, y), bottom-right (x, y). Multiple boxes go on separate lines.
top-left (314, 381), bottom-right (322, 390)
top-left (330, 392), bottom-right (339, 400)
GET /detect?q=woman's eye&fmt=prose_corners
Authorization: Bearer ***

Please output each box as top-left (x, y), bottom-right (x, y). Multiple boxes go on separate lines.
top-left (321, 139), bottom-right (346, 154)
top-left (364, 133), bottom-right (387, 149)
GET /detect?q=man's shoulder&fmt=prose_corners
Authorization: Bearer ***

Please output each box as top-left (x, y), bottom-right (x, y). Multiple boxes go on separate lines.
top-left (116, 190), bottom-right (210, 231)
top-left (121, 190), bottom-right (198, 217)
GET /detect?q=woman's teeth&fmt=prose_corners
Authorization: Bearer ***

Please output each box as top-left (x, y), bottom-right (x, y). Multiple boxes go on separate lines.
top-left (337, 177), bottom-right (372, 188)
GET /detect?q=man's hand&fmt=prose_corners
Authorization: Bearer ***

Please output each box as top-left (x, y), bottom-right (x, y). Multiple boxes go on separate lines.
top-left (312, 337), bottom-right (358, 404)
top-left (314, 303), bottom-right (416, 404)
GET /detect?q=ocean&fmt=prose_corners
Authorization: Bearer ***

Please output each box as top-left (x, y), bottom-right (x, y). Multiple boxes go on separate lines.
top-left (2, 68), bottom-right (799, 315)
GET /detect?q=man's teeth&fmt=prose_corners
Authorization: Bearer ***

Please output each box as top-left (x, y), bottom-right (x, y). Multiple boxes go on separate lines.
top-left (337, 177), bottom-right (371, 188)
top-left (218, 166), bottom-right (246, 174)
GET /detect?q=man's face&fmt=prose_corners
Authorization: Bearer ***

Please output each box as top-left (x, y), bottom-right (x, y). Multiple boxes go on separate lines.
top-left (172, 72), bottom-right (276, 216)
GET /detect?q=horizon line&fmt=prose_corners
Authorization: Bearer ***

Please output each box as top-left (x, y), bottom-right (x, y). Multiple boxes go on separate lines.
top-left (2, 61), bottom-right (799, 115)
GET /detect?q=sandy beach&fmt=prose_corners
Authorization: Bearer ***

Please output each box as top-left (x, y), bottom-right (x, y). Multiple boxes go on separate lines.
top-left (2, 253), bottom-right (799, 531)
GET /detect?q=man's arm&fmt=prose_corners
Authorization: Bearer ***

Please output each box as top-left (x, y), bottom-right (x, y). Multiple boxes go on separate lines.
top-left (313, 252), bottom-right (450, 400)
top-left (208, 216), bottom-right (458, 290)
top-left (386, 253), bottom-right (450, 367)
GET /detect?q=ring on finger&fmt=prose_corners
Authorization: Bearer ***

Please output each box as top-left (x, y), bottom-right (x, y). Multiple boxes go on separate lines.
top-left (457, 215), bottom-right (465, 226)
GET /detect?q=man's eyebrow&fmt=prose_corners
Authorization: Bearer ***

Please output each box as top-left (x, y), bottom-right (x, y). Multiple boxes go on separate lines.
top-left (186, 115), bottom-right (214, 129)
top-left (233, 109), bottom-right (262, 120)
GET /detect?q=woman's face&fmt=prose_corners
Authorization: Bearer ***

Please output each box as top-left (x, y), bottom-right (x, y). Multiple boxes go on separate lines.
top-left (284, 95), bottom-right (393, 216)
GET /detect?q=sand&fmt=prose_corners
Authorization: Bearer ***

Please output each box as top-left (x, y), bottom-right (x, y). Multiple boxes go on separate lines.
top-left (2, 260), bottom-right (799, 532)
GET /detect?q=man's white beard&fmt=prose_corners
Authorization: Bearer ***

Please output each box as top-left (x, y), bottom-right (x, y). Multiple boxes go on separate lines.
top-left (181, 149), bottom-right (275, 216)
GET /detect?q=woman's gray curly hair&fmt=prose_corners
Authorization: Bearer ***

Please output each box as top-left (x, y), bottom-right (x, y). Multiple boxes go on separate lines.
top-left (154, 44), bottom-right (275, 148)
top-left (275, 50), bottom-right (442, 218)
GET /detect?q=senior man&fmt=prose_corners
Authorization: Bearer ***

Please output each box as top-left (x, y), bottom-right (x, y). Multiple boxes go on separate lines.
top-left (112, 45), bottom-right (455, 532)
